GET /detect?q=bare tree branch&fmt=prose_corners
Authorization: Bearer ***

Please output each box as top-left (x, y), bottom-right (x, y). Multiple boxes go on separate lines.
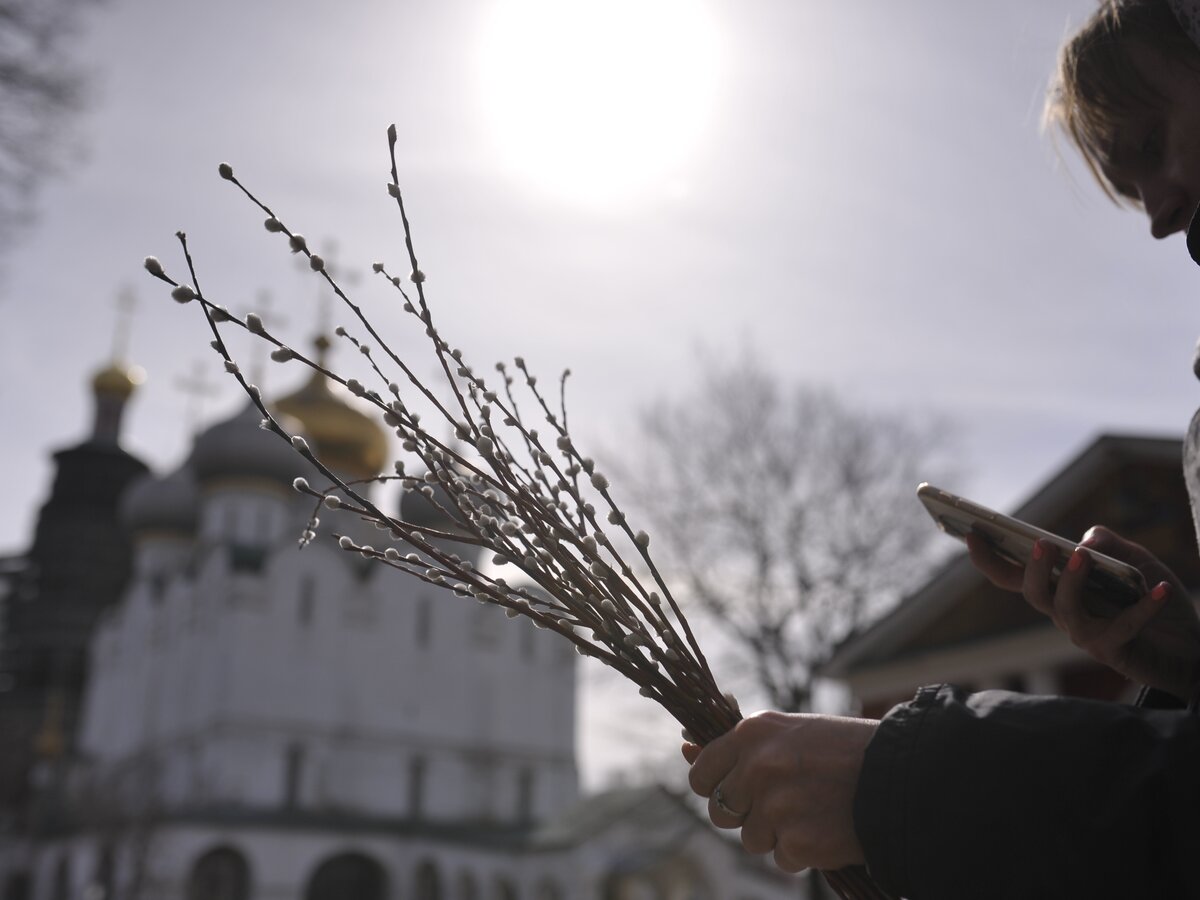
top-left (615, 351), bottom-right (958, 712)
top-left (0, 0), bottom-right (101, 254)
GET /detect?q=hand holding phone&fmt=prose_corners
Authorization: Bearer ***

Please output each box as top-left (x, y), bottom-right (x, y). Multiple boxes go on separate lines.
top-left (917, 483), bottom-right (1147, 608)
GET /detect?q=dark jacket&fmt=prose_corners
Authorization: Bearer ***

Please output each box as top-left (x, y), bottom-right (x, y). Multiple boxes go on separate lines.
top-left (853, 684), bottom-right (1200, 899)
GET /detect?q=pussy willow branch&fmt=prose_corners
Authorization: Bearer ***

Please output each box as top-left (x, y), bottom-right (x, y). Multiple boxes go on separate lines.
top-left (148, 236), bottom-right (735, 741)
top-left (145, 130), bottom-right (894, 900)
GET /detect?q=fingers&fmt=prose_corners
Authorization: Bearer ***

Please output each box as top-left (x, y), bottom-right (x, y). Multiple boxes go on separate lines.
top-left (688, 732), bottom-right (739, 798)
top-left (1021, 539), bottom-right (1058, 616)
top-left (740, 815), bottom-right (775, 855)
top-left (1105, 581), bottom-right (1170, 646)
top-left (1052, 547), bottom-right (1093, 634)
top-left (708, 786), bottom-right (751, 831)
top-left (1079, 525), bottom-right (1146, 562)
top-left (966, 532), bottom-right (1024, 591)
top-left (1039, 544), bottom-right (1169, 660)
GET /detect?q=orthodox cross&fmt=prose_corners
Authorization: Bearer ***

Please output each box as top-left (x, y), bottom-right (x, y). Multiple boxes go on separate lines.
top-left (237, 289), bottom-right (288, 388)
top-left (296, 239), bottom-right (360, 366)
top-left (110, 285), bottom-right (137, 362)
top-left (173, 359), bottom-right (221, 435)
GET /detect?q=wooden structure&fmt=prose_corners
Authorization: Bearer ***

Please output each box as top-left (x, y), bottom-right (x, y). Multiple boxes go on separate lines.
top-left (822, 435), bottom-right (1200, 718)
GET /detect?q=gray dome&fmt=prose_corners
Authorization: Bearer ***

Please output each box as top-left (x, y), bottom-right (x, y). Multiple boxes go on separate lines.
top-left (121, 467), bottom-right (199, 535)
top-left (191, 402), bottom-right (310, 486)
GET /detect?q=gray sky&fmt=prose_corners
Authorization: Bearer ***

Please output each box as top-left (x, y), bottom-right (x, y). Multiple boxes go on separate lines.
top-left (4, 0), bottom-right (1200, 785)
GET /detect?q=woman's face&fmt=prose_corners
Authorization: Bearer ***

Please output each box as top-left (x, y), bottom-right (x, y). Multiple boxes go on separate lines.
top-left (1105, 42), bottom-right (1200, 239)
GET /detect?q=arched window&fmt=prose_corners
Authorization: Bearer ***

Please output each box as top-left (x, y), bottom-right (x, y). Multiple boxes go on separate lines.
top-left (516, 767), bottom-right (534, 823)
top-left (457, 870), bottom-right (479, 900)
top-left (186, 846), bottom-right (250, 900)
top-left (1, 872), bottom-right (29, 900)
top-left (283, 742), bottom-right (306, 809)
top-left (92, 845), bottom-right (115, 900)
top-left (304, 852), bottom-right (386, 900)
top-left (51, 857), bottom-right (70, 900)
top-left (416, 596), bottom-right (433, 648)
top-left (415, 859), bottom-right (442, 900)
top-left (409, 755), bottom-right (427, 819)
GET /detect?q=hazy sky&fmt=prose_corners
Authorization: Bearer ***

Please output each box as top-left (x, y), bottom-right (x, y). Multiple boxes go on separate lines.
top-left (4, 0), bottom-right (1200, 785)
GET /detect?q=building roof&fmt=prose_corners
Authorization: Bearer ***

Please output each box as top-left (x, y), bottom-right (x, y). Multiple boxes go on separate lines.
top-left (821, 432), bottom-right (1186, 680)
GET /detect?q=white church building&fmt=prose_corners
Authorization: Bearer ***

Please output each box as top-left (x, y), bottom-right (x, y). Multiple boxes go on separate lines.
top-left (0, 348), bottom-right (799, 900)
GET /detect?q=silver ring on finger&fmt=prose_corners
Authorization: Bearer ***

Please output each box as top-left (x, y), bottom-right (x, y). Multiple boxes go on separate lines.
top-left (714, 782), bottom-right (748, 820)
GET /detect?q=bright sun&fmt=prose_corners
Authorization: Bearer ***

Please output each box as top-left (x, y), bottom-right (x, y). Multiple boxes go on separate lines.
top-left (476, 0), bottom-right (723, 207)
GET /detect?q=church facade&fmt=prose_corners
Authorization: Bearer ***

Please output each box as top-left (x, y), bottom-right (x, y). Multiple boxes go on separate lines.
top-left (0, 351), bottom-right (798, 900)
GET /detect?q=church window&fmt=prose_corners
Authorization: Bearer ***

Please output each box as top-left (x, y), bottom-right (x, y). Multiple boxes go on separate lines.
top-left (414, 859), bottom-right (442, 900)
top-left (471, 603), bottom-right (499, 648)
top-left (92, 845), bottom-right (115, 900)
top-left (416, 597), bottom-right (433, 648)
top-left (303, 853), bottom-right (385, 900)
top-left (520, 618), bottom-right (535, 659)
top-left (254, 504), bottom-right (270, 539)
top-left (283, 742), bottom-right (305, 809)
top-left (457, 871), bottom-right (480, 900)
top-left (409, 755), bottom-right (427, 818)
top-left (516, 767), bottom-right (535, 823)
top-left (186, 846), bottom-right (250, 900)
top-left (1, 872), bottom-right (29, 900)
top-left (51, 858), bottom-right (70, 900)
top-left (149, 572), bottom-right (168, 604)
top-left (298, 576), bottom-right (315, 626)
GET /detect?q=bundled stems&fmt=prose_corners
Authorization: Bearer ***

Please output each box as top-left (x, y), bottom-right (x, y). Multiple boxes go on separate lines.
top-left (146, 132), bottom-right (896, 899)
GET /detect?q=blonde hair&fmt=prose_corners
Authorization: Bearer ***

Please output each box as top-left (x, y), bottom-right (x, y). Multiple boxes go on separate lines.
top-left (1046, 0), bottom-right (1198, 201)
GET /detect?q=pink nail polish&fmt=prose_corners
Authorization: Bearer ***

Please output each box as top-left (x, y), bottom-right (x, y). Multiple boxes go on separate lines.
top-left (1067, 550), bottom-right (1085, 573)
top-left (1152, 582), bottom-right (1170, 601)
top-left (1032, 540), bottom-right (1044, 561)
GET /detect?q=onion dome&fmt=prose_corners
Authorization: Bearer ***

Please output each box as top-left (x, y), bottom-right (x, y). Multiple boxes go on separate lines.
top-left (120, 466), bottom-right (200, 535)
top-left (191, 402), bottom-right (310, 487)
top-left (89, 361), bottom-right (145, 444)
top-left (91, 362), bottom-right (144, 398)
top-left (274, 366), bottom-right (388, 481)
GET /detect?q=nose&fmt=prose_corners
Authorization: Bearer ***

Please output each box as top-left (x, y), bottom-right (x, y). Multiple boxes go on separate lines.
top-left (1141, 178), bottom-right (1190, 240)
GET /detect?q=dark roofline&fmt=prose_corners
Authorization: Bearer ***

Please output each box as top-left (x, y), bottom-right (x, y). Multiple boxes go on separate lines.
top-left (821, 432), bottom-right (1182, 677)
top-left (529, 784), bottom-right (707, 849)
top-left (30, 804), bottom-right (538, 850)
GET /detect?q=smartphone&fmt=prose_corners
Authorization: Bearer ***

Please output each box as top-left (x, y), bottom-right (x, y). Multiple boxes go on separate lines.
top-left (917, 483), bottom-right (1147, 608)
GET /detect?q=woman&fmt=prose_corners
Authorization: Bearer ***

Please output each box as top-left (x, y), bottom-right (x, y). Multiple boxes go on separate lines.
top-left (685, 3), bottom-right (1200, 897)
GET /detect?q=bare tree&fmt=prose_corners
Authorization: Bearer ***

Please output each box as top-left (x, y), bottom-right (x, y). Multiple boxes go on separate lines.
top-left (0, 0), bottom-right (100, 246)
top-left (617, 353), bottom-right (956, 712)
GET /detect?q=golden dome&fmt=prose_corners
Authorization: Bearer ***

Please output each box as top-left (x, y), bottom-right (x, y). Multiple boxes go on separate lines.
top-left (274, 371), bottom-right (388, 480)
top-left (91, 362), bottom-right (144, 398)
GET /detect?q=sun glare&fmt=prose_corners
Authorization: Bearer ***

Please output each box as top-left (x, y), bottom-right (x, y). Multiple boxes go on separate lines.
top-left (476, 0), bottom-right (722, 207)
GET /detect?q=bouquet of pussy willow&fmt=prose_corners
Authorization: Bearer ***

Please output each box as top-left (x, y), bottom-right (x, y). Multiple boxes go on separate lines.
top-left (144, 125), bottom-right (892, 900)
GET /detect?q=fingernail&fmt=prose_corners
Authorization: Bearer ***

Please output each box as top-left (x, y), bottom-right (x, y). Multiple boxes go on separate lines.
top-left (1067, 549), bottom-right (1086, 572)
top-left (1152, 581), bottom-right (1170, 601)
top-left (1032, 540), bottom-right (1044, 561)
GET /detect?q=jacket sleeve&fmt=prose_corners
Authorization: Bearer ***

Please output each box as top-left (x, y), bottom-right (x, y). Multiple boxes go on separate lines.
top-left (852, 684), bottom-right (1200, 900)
